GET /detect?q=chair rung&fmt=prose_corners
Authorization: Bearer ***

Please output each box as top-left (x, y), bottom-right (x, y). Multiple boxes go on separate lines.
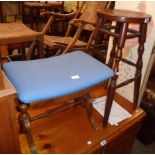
top-left (121, 58), bottom-right (136, 67)
top-left (116, 78), bottom-right (136, 89)
top-left (31, 102), bottom-right (78, 121)
top-left (100, 28), bottom-right (119, 38)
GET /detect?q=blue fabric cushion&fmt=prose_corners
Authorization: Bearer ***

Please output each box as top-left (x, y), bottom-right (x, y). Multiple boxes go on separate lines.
top-left (3, 51), bottom-right (114, 104)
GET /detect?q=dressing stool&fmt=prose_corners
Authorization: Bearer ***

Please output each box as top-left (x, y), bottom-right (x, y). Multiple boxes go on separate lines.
top-left (93, 9), bottom-right (151, 126)
top-left (3, 51), bottom-right (114, 153)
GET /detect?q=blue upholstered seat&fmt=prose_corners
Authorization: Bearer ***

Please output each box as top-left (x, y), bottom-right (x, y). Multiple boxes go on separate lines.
top-left (3, 51), bottom-right (114, 104)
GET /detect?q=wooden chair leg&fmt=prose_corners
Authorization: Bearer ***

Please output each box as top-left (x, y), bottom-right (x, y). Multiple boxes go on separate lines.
top-left (80, 94), bottom-right (98, 130)
top-left (103, 22), bottom-right (128, 127)
top-left (21, 48), bottom-right (26, 60)
top-left (27, 41), bottom-right (37, 60)
top-left (55, 49), bottom-right (63, 56)
top-left (18, 103), bottom-right (37, 154)
top-left (103, 80), bottom-right (116, 127)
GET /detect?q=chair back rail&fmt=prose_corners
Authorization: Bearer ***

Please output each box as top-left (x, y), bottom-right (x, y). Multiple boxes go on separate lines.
top-left (41, 1), bottom-right (113, 57)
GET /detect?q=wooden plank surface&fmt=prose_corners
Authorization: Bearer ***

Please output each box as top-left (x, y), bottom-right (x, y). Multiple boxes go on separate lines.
top-left (19, 88), bottom-right (145, 153)
top-left (0, 71), bottom-right (20, 153)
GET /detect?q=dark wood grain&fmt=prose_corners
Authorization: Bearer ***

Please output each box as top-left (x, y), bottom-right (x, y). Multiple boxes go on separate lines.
top-left (43, 2), bottom-right (113, 56)
top-left (0, 73), bottom-right (21, 153)
top-left (97, 9), bottom-right (151, 23)
top-left (94, 9), bottom-right (152, 126)
top-left (19, 88), bottom-right (145, 154)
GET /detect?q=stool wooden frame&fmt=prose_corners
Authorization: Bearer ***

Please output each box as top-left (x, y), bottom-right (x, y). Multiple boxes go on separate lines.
top-left (17, 81), bottom-right (107, 153)
top-left (93, 9), bottom-right (152, 126)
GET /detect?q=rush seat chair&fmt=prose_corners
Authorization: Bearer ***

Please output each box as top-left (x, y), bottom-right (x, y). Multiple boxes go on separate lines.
top-left (3, 51), bottom-right (114, 153)
top-left (42, 1), bottom-right (113, 56)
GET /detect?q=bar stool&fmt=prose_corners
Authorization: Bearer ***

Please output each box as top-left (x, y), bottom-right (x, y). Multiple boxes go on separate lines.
top-left (94, 9), bottom-right (152, 126)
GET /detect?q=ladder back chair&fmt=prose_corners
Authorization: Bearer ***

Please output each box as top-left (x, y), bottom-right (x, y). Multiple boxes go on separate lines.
top-left (26, 3), bottom-right (84, 59)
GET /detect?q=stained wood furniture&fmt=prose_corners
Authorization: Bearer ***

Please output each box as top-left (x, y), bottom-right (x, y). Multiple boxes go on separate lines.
top-left (93, 9), bottom-right (151, 126)
top-left (3, 51), bottom-right (114, 153)
top-left (78, 1), bottom-right (113, 32)
top-left (0, 2), bottom-right (3, 22)
top-left (19, 88), bottom-right (145, 153)
top-left (0, 22), bottom-right (44, 62)
top-left (43, 2), bottom-right (86, 56)
top-left (23, 2), bottom-right (64, 30)
top-left (43, 1), bottom-right (113, 56)
top-left (26, 11), bottom-right (81, 59)
top-left (0, 71), bottom-right (21, 153)
top-left (77, 1), bottom-right (114, 62)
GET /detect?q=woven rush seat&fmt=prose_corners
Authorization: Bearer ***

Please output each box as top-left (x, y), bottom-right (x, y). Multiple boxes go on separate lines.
top-left (44, 35), bottom-right (86, 49)
top-left (0, 22), bottom-right (42, 44)
top-left (3, 51), bottom-right (114, 104)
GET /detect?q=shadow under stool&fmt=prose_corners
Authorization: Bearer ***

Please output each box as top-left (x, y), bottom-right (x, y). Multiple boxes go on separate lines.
top-left (93, 9), bottom-right (152, 126)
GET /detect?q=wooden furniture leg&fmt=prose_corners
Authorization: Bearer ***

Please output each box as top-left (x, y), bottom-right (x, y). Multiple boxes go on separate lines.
top-left (18, 103), bottom-right (37, 153)
top-left (134, 23), bottom-right (147, 107)
top-left (103, 22), bottom-right (129, 127)
top-left (81, 94), bottom-right (98, 130)
top-left (107, 22), bottom-right (121, 67)
top-left (37, 35), bottom-right (44, 59)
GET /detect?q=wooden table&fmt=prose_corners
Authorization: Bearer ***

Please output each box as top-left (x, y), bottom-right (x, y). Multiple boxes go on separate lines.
top-left (19, 88), bottom-right (145, 153)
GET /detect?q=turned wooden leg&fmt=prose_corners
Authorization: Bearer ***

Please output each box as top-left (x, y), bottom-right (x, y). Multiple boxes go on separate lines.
top-left (134, 23), bottom-right (147, 108)
top-left (103, 22), bottom-right (129, 127)
top-left (18, 102), bottom-right (37, 154)
top-left (80, 94), bottom-right (98, 130)
top-left (107, 22), bottom-right (121, 68)
top-left (105, 22), bottom-right (121, 89)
